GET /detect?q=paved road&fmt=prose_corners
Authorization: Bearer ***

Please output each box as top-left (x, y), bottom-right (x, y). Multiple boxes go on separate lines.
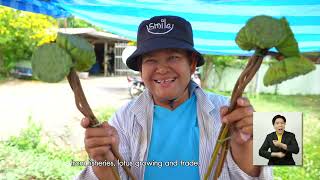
top-left (0, 76), bottom-right (131, 149)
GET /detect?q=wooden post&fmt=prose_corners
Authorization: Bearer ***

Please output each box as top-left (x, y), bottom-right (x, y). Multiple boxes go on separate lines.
top-left (104, 42), bottom-right (108, 76)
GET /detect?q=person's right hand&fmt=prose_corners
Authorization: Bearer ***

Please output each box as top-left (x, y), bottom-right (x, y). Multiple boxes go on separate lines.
top-left (271, 152), bottom-right (286, 159)
top-left (81, 118), bottom-right (119, 162)
top-left (274, 152), bottom-right (286, 158)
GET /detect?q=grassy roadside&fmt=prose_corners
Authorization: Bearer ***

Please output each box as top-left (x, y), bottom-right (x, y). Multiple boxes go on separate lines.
top-left (0, 107), bottom-right (117, 180)
top-left (0, 75), bottom-right (9, 84)
top-left (0, 118), bottom-right (85, 179)
top-left (207, 89), bottom-right (320, 180)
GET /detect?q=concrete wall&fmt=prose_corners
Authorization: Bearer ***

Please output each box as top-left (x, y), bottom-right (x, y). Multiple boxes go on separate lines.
top-left (206, 64), bottom-right (320, 95)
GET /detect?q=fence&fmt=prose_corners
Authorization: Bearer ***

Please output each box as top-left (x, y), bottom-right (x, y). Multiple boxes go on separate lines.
top-left (206, 64), bottom-right (320, 95)
top-left (114, 43), bottom-right (136, 76)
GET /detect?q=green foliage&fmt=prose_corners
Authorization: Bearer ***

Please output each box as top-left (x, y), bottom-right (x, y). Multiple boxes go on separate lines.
top-left (263, 60), bottom-right (287, 86)
top-left (235, 27), bottom-right (255, 50)
top-left (58, 16), bottom-right (103, 31)
top-left (6, 116), bottom-right (42, 150)
top-left (0, 107), bottom-right (119, 179)
top-left (235, 15), bottom-right (315, 87)
top-left (56, 33), bottom-right (96, 72)
top-left (0, 73), bottom-right (7, 83)
top-left (274, 133), bottom-right (320, 180)
top-left (0, 6), bottom-right (58, 76)
top-left (1, 116), bottom-right (84, 179)
top-left (0, 144), bottom-right (82, 179)
top-left (32, 33), bottom-right (96, 83)
top-left (202, 55), bottom-right (244, 69)
top-left (201, 55), bottom-right (247, 88)
top-left (245, 15), bottom-right (287, 49)
top-left (94, 107), bottom-right (117, 123)
top-left (128, 41), bottom-right (137, 46)
top-left (32, 43), bottom-right (73, 83)
top-left (284, 56), bottom-right (316, 79)
top-left (236, 15), bottom-right (288, 50)
top-left (263, 56), bottom-right (316, 86)
top-left (275, 18), bottom-right (300, 57)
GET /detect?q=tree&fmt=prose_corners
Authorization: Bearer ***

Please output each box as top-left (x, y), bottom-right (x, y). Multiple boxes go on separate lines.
top-left (57, 16), bottom-right (103, 31)
top-left (0, 6), bottom-right (57, 76)
top-left (200, 55), bottom-right (246, 89)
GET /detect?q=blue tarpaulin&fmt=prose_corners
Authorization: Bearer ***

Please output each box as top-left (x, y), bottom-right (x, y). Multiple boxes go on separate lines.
top-left (1, 0), bottom-right (320, 55)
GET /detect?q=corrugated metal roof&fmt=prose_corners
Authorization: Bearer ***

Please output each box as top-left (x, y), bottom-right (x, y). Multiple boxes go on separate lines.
top-left (58, 28), bottom-right (129, 42)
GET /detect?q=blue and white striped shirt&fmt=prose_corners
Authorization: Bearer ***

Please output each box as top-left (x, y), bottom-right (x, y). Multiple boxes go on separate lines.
top-left (76, 81), bottom-right (273, 180)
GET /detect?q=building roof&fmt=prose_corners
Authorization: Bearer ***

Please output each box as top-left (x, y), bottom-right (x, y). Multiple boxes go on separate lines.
top-left (58, 28), bottom-right (129, 43)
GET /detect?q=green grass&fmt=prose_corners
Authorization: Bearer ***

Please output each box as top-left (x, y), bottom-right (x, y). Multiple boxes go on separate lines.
top-left (0, 108), bottom-right (117, 180)
top-left (0, 144), bottom-right (83, 180)
top-left (0, 118), bottom-right (86, 180)
top-left (207, 89), bottom-right (320, 180)
top-left (0, 75), bottom-right (8, 83)
top-left (94, 106), bottom-right (117, 123)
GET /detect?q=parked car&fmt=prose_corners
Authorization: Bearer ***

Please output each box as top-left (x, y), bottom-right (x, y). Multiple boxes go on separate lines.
top-left (11, 60), bottom-right (32, 79)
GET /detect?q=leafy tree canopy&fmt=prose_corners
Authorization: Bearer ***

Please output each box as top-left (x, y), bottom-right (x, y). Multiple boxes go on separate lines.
top-left (0, 6), bottom-right (57, 76)
top-left (0, 6), bottom-right (104, 77)
top-left (57, 16), bottom-right (104, 31)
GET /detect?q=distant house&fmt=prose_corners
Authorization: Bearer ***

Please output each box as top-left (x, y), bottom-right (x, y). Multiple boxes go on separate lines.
top-left (58, 28), bottom-right (131, 76)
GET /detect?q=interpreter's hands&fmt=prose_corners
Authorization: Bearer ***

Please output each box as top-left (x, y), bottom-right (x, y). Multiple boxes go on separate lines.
top-left (272, 140), bottom-right (282, 147)
top-left (273, 140), bottom-right (287, 150)
top-left (275, 152), bottom-right (286, 158)
top-left (220, 97), bottom-right (254, 145)
top-left (81, 118), bottom-right (119, 162)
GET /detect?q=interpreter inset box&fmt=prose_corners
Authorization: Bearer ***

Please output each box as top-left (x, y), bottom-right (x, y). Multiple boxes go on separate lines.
top-left (253, 112), bottom-right (302, 166)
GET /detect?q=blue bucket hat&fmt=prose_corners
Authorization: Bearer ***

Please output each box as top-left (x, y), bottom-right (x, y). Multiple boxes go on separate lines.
top-left (126, 15), bottom-right (204, 71)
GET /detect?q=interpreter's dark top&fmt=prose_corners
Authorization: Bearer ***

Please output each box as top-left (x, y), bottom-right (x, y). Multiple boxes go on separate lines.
top-left (259, 131), bottom-right (299, 165)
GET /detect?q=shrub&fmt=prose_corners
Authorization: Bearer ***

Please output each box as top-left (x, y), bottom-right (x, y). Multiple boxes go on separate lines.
top-left (1, 117), bottom-right (83, 179)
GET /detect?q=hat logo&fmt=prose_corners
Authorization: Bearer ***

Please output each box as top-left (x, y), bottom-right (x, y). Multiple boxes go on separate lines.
top-left (146, 18), bottom-right (174, 34)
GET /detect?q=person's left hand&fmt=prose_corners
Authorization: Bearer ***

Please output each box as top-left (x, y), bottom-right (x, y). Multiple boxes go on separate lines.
top-left (272, 140), bottom-right (282, 147)
top-left (220, 97), bottom-right (254, 145)
top-left (272, 140), bottom-right (287, 149)
top-left (220, 97), bottom-right (261, 176)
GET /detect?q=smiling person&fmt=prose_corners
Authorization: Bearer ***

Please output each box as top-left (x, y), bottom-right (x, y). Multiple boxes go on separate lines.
top-left (259, 115), bottom-right (299, 165)
top-left (77, 16), bottom-right (272, 179)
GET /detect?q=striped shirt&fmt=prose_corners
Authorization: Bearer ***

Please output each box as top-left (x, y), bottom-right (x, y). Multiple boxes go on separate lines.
top-left (76, 81), bottom-right (273, 180)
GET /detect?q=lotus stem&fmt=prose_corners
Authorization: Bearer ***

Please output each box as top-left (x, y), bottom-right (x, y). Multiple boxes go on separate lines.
top-left (204, 49), bottom-right (267, 180)
top-left (67, 68), bottom-right (136, 180)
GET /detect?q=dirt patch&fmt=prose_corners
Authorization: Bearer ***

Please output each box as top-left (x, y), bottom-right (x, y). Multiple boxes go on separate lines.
top-left (0, 76), bottom-right (131, 149)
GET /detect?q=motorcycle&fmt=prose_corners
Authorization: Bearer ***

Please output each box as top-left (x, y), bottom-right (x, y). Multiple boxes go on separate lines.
top-left (127, 76), bottom-right (145, 98)
top-left (192, 68), bottom-right (201, 87)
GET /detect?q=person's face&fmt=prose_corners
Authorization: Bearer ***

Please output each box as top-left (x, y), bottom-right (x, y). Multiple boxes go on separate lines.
top-left (140, 49), bottom-right (196, 106)
top-left (274, 118), bottom-right (286, 134)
